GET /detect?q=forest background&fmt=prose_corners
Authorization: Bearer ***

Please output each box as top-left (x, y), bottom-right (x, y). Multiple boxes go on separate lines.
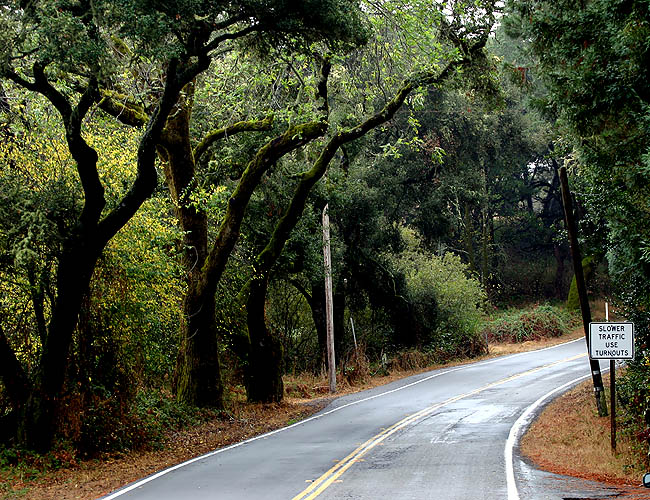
top-left (0, 0), bottom-right (649, 478)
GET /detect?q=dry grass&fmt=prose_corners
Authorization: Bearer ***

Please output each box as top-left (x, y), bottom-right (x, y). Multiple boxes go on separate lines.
top-left (522, 371), bottom-right (646, 486)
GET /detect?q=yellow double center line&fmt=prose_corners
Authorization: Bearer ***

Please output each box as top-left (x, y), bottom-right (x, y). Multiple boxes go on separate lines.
top-left (292, 353), bottom-right (586, 500)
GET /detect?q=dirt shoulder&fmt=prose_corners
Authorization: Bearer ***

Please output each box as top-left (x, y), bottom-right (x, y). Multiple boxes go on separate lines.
top-left (0, 328), bottom-right (619, 500)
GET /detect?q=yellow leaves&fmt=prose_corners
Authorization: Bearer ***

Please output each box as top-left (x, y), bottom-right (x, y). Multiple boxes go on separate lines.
top-left (84, 120), bottom-right (140, 205)
top-left (103, 194), bottom-right (185, 330)
top-left (1, 109), bottom-right (142, 211)
top-left (0, 128), bottom-right (74, 189)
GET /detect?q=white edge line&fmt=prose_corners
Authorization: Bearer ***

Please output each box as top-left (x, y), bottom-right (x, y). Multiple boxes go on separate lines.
top-left (101, 337), bottom-right (585, 499)
top-left (505, 373), bottom-right (591, 500)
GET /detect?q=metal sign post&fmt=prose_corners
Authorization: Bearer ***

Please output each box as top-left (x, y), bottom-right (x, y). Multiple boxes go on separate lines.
top-left (589, 313), bottom-right (635, 453)
top-left (609, 359), bottom-right (616, 453)
top-left (609, 304), bottom-right (616, 453)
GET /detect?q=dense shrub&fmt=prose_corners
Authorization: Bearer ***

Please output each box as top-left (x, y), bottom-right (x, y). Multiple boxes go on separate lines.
top-left (389, 230), bottom-right (487, 353)
top-left (482, 304), bottom-right (575, 343)
top-left (340, 344), bottom-right (371, 385)
top-left (495, 254), bottom-right (563, 303)
top-left (617, 360), bottom-right (650, 466)
top-left (389, 349), bottom-right (436, 371)
top-left (75, 390), bottom-right (210, 457)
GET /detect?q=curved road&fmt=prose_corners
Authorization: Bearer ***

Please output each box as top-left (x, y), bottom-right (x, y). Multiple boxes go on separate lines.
top-left (100, 339), bottom-right (635, 500)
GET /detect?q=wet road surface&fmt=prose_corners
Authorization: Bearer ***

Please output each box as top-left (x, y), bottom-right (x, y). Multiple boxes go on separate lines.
top-left (99, 339), bottom-right (650, 500)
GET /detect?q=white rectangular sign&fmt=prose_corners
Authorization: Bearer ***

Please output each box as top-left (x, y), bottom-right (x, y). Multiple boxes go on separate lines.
top-left (589, 322), bottom-right (635, 360)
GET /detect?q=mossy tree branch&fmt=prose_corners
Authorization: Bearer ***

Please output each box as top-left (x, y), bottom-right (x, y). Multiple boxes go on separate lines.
top-left (97, 89), bottom-right (148, 127)
top-left (193, 115), bottom-right (274, 163)
top-left (98, 55), bottom-right (211, 244)
top-left (255, 42), bottom-right (487, 276)
top-left (241, 35), bottom-right (490, 403)
top-left (199, 119), bottom-right (328, 298)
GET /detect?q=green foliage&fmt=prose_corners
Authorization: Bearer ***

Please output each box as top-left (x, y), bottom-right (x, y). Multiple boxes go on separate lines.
top-left (617, 339), bottom-right (650, 466)
top-left (482, 304), bottom-right (575, 343)
top-left (0, 393), bottom-right (209, 462)
top-left (81, 199), bottom-right (184, 387)
top-left (0, 104), bottom-right (80, 370)
top-left (0, 0), bottom-right (567, 455)
top-left (504, 0), bottom-right (650, 302)
top-left (615, 295), bottom-right (650, 459)
top-left (0, 91), bottom-right (185, 451)
top-left (566, 256), bottom-right (596, 311)
top-left (266, 280), bottom-right (318, 374)
top-left (389, 227), bottom-right (487, 350)
top-left (0, 101), bottom-right (183, 385)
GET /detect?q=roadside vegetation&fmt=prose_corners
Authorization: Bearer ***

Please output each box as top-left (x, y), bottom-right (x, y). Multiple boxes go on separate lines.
top-left (482, 304), bottom-right (577, 344)
top-left (0, 0), bottom-right (649, 498)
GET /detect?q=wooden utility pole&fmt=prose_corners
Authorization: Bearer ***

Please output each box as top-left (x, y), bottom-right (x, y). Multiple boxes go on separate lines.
top-left (322, 204), bottom-right (336, 393)
top-left (559, 166), bottom-right (608, 417)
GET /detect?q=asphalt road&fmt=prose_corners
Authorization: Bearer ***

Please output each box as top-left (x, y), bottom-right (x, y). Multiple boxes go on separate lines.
top-left (100, 339), bottom-right (636, 500)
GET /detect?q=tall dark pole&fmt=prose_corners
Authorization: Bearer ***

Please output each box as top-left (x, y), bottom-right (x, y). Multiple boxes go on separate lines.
top-left (558, 166), bottom-right (608, 417)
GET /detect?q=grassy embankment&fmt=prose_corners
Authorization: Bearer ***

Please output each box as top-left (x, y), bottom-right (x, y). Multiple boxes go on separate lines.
top-left (522, 372), bottom-right (646, 486)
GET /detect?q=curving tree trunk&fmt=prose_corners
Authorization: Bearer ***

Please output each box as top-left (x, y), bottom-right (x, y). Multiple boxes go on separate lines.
top-left (158, 85), bottom-right (225, 407)
top-left (176, 281), bottom-right (224, 406)
top-left (245, 274), bottom-right (284, 402)
top-left (18, 242), bottom-right (102, 448)
top-left (158, 94), bottom-right (325, 406)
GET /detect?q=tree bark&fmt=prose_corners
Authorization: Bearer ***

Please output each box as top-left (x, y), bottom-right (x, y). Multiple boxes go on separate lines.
top-left (157, 84), bottom-right (225, 408)
top-left (245, 275), bottom-right (284, 402)
top-left (176, 281), bottom-right (224, 406)
top-left (12, 69), bottom-right (107, 448)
